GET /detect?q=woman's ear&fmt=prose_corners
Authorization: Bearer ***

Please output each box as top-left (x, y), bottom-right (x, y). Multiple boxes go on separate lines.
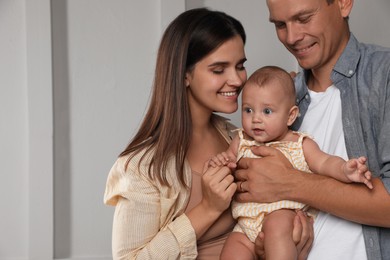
top-left (337, 0), bottom-right (354, 18)
top-left (185, 72), bottom-right (191, 87)
top-left (287, 105), bottom-right (299, 126)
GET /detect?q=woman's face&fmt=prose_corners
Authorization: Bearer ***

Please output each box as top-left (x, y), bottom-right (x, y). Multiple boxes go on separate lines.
top-left (185, 35), bottom-right (247, 116)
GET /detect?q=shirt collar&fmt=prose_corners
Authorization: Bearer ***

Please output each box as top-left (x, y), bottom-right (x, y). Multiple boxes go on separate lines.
top-left (332, 33), bottom-right (361, 79)
top-left (295, 32), bottom-right (361, 99)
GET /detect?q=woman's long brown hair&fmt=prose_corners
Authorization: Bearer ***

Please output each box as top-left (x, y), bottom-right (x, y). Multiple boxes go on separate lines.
top-left (120, 8), bottom-right (246, 187)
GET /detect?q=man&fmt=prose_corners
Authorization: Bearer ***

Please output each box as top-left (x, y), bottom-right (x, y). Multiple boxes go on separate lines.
top-left (235, 0), bottom-right (390, 259)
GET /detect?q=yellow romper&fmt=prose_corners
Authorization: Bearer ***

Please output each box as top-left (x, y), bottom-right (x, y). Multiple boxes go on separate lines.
top-left (232, 129), bottom-right (313, 242)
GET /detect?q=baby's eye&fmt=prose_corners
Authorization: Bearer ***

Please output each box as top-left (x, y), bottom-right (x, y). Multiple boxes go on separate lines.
top-left (263, 108), bottom-right (273, 115)
top-left (244, 107), bottom-right (253, 113)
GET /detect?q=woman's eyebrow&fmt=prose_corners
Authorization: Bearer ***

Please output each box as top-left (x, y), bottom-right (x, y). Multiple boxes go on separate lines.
top-left (208, 57), bottom-right (247, 68)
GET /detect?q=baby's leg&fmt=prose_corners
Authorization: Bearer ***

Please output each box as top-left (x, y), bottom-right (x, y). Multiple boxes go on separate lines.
top-left (262, 209), bottom-right (297, 260)
top-left (220, 231), bottom-right (257, 260)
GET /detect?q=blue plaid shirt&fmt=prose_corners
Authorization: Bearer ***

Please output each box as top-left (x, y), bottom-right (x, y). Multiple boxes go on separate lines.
top-left (292, 33), bottom-right (390, 260)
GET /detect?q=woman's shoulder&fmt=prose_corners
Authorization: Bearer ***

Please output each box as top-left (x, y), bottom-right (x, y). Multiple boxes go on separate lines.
top-left (212, 114), bottom-right (239, 141)
top-left (103, 149), bottom-right (157, 205)
top-left (111, 148), bottom-right (154, 175)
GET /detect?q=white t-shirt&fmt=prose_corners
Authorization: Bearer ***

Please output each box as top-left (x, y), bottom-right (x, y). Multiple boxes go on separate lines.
top-left (299, 85), bottom-right (367, 260)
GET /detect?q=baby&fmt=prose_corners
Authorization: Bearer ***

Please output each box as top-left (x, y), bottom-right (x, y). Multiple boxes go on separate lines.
top-left (209, 66), bottom-right (373, 260)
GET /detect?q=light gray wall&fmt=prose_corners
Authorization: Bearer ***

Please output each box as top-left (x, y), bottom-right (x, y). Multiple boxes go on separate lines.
top-left (52, 1), bottom-right (161, 258)
top-left (1, 0), bottom-right (29, 257)
top-left (1, 1), bottom-right (389, 259)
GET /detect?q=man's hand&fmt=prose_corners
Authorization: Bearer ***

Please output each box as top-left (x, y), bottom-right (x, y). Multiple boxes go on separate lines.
top-left (235, 145), bottom-right (296, 203)
top-left (254, 211), bottom-right (314, 260)
top-left (293, 211), bottom-right (314, 260)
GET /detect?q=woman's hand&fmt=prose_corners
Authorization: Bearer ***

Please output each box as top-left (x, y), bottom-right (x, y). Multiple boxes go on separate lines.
top-left (254, 211), bottom-right (314, 259)
top-left (187, 163), bottom-right (237, 239)
top-left (201, 163), bottom-right (237, 214)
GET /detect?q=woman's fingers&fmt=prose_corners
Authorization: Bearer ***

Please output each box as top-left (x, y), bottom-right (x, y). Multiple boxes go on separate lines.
top-left (202, 166), bottom-right (236, 208)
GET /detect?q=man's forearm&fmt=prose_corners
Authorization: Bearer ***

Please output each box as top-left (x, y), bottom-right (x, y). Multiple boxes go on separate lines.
top-left (289, 171), bottom-right (390, 227)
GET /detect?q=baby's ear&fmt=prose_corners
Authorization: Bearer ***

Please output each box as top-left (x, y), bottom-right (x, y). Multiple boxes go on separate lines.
top-left (287, 105), bottom-right (299, 126)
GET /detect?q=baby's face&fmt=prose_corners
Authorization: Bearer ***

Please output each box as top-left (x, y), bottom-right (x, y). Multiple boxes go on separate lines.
top-left (241, 82), bottom-right (293, 143)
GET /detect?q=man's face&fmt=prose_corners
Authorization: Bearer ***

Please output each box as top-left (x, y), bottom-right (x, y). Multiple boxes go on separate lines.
top-left (266, 0), bottom-right (351, 71)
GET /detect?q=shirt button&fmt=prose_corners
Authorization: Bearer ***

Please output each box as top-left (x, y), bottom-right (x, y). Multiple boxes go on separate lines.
top-left (305, 94), bottom-right (309, 99)
top-left (348, 70), bottom-right (354, 75)
top-left (369, 238), bottom-right (374, 247)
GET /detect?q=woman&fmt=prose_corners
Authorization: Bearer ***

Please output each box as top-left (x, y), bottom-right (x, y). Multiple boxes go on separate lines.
top-left (104, 8), bottom-right (311, 259)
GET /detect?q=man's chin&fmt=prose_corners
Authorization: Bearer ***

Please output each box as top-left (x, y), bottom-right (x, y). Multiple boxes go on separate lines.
top-left (296, 60), bottom-right (314, 70)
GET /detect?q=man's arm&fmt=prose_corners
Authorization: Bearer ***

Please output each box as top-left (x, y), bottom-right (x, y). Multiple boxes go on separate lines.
top-left (234, 145), bottom-right (390, 227)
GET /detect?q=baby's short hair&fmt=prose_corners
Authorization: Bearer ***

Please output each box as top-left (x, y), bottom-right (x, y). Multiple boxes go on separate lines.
top-left (246, 65), bottom-right (296, 106)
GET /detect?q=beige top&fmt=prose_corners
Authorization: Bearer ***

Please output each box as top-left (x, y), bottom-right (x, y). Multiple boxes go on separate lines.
top-left (186, 170), bottom-right (235, 259)
top-left (104, 115), bottom-right (236, 260)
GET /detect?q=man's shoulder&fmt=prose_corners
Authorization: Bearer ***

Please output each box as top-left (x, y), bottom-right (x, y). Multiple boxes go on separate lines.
top-left (358, 41), bottom-right (390, 67)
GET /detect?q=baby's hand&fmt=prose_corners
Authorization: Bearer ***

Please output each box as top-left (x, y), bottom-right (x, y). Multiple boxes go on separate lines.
top-left (344, 156), bottom-right (373, 189)
top-left (208, 152), bottom-right (237, 169)
top-left (209, 152), bottom-right (230, 167)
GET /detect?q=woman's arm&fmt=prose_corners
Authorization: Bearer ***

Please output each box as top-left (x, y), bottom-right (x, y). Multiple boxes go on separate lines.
top-left (234, 145), bottom-right (390, 227)
top-left (112, 197), bottom-right (197, 259)
top-left (105, 157), bottom-right (198, 259)
top-left (187, 164), bottom-right (236, 239)
top-left (106, 156), bottom-right (236, 259)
